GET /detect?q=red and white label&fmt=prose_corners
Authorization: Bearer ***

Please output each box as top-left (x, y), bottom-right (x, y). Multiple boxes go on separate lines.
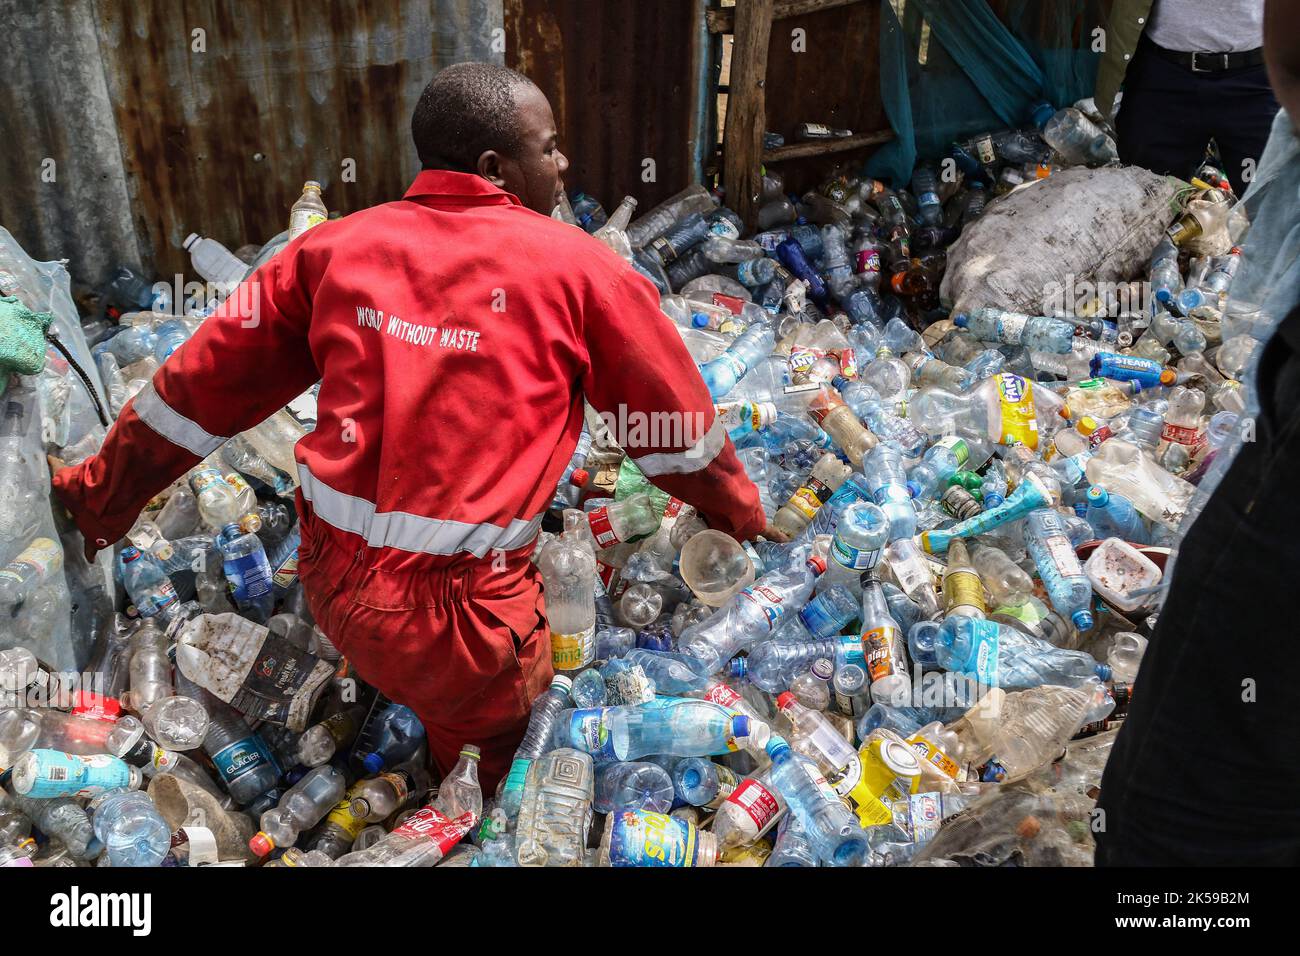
top-left (587, 507), bottom-right (620, 548)
top-left (704, 682), bottom-right (742, 708)
top-left (726, 779), bottom-right (780, 829)
top-left (712, 293), bottom-right (746, 316)
top-left (393, 808), bottom-right (475, 853)
top-left (1161, 421), bottom-right (1205, 449)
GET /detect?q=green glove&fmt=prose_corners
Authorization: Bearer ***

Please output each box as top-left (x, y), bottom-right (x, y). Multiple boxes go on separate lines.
top-left (0, 295), bottom-right (53, 376)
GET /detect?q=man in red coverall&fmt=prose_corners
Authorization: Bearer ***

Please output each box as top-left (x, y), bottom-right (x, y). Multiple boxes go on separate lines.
top-left (53, 63), bottom-right (781, 793)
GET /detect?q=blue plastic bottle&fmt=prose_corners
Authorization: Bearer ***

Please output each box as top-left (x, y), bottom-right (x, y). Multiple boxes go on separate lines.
top-left (353, 702), bottom-right (427, 775)
top-left (1084, 485), bottom-right (1150, 544)
top-left (765, 737), bottom-right (868, 867)
top-left (935, 616), bottom-right (1110, 689)
top-left (1023, 508), bottom-right (1095, 630)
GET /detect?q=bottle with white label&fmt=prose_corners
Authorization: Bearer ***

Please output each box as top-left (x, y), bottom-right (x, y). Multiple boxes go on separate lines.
top-left (817, 499), bottom-right (888, 597)
top-left (712, 764), bottom-right (788, 848)
top-left (538, 511), bottom-right (598, 672)
top-left (1023, 508), bottom-right (1094, 631)
top-left (0, 537), bottom-right (63, 607)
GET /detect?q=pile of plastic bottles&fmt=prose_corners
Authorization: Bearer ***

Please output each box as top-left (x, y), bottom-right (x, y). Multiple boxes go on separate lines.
top-left (0, 97), bottom-right (1260, 867)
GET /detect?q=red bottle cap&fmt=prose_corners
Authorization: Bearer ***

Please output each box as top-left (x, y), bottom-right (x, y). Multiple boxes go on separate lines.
top-left (249, 832), bottom-right (275, 857)
top-left (570, 468), bottom-right (590, 487)
top-left (776, 691), bottom-right (797, 710)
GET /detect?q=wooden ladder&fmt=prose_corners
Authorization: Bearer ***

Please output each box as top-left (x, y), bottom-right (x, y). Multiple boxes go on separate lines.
top-left (713, 0), bottom-right (895, 230)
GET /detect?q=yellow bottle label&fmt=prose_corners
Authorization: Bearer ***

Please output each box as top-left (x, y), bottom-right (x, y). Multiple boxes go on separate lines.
top-left (551, 627), bottom-right (595, 670)
top-left (995, 374), bottom-right (1038, 449)
top-left (906, 734), bottom-right (961, 779)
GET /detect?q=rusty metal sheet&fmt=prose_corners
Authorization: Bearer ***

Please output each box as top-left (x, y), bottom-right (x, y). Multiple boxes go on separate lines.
top-left (506, 0), bottom-right (706, 212)
top-left (1, 0), bottom-right (502, 289)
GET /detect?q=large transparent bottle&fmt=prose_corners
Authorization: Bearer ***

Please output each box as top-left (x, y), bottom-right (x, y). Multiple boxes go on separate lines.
top-left (500, 674), bottom-right (573, 819)
top-left (249, 763), bottom-right (347, 857)
top-left (765, 737), bottom-right (868, 867)
top-left (514, 748), bottom-right (594, 867)
top-left (538, 510), bottom-right (598, 672)
top-left (908, 373), bottom-right (1066, 452)
top-left (935, 616), bottom-right (1109, 689)
top-left (818, 500), bottom-right (888, 597)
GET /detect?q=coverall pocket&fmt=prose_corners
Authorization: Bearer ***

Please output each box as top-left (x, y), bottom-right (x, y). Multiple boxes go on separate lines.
top-left (350, 567), bottom-right (441, 611)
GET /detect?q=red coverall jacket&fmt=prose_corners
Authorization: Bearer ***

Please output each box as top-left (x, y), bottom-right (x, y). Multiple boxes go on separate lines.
top-left (53, 170), bottom-right (766, 791)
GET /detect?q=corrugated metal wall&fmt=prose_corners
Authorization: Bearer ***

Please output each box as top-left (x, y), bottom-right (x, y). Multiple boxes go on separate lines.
top-left (504, 0), bottom-right (709, 213)
top-left (0, 0), bottom-right (502, 289)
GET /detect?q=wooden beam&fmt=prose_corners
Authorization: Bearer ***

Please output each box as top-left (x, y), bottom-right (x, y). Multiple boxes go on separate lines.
top-left (722, 0), bottom-right (776, 232)
top-left (708, 0), bottom-right (867, 34)
top-left (761, 128), bottom-right (895, 163)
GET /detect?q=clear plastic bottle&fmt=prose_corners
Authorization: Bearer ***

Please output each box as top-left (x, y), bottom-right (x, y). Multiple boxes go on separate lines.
top-left (12, 750), bottom-right (143, 798)
top-left (89, 789), bottom-right (172, 867)
top-left (935, 616), bottom-right (1108, 689)
top-left (859, 577), bottom-right (911, 706)
top-left (116, 545), bottom-right (179, 621)
top-left (514, 748), bottom-right (594, 867)
top-left (908, 373), bottom-right (1066, 452)
top-left (955, 308), bottom-right (1077, 354)
top-left (249, 764), bottom-right (347, 857)
top-left (539, 511), bottom-right (598, 671)
top-left (0, 395), bottom-right (42, 550)
top-left (0, 538), bottom-right (64, 608)
top-left (335, 803), bottom-right (476, 867)
top-left (594, 761), bottom-right (675, 813)
top-left (699, 320), bottom-right (776, 399)
top-left (712, 764), bottom-right (788, 847)
top-left (1042, 107), bottom-right (1116, 166)
top-left (772, 452), bottom-right (853, 538)
top-left (968, 540), bottom-right (1034, 606)
top-left (182, 233), bottom-right (248, 293)
top-left (353, 702), bottom-right (426, 775)
top-left (498, 674), bottom-right (573, 818)
top-left (777, 692), bottom-right (857, 776)
top-left (679, 547), bottom-right (825, 673)
top-left (556, 698), bottom-right (762, 760)
top-left (216, 522), bottom-right (274, 622)
top-left (1084, 438), bottom-right (1196, 528)
top-left (941, 538), bottom-right (987, 619)
top-left (806, 387), bottom-right (878, 467)
top-left (765, 737), bottom-right (868, 867)
top-left (288, 181), bottom-right (329, 240)
top-left (11, 794), bottom-right (99, 860)
top-left (1084, 486), bottom-right (1149, 544)
top-left (1023, 508), bottom-right (1094, 630)
top-left (768, 810), bottom-right (818, 866)
top-left (296, 705), bottom-right (365, 767)
top-left (818, 500), bottom-right (888, 598)
top-left (433, 745), bottom-right (482, 821)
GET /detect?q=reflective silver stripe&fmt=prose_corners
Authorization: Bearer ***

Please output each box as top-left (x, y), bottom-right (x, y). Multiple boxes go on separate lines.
top-left (298, 464), bottom-right (542, 558)
top-left (633, 417), bottom-right (726, 477)
top-left (132, 382), bottom-right (227, 457)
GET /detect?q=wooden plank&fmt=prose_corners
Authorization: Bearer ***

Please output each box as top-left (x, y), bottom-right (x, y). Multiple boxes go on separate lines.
top-left (708, 0), bottom-right (866, 33)
top-left (761, 129), bottom-right (895, 163)
top-left (721, 0), bottom-right (776, 231)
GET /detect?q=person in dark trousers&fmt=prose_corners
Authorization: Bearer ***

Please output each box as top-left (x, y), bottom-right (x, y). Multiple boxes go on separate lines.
top-left (1097, 0), bottom-right (1278, 194)
top-left (1095, 0), bottom-right (1300, 866)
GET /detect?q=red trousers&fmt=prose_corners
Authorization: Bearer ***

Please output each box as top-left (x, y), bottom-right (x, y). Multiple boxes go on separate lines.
top-left (296, 504), bottom-right (554, 795)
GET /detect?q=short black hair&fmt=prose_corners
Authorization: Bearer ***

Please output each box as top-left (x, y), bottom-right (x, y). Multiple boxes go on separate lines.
top-left (411, 62), bottom-right (538, 172)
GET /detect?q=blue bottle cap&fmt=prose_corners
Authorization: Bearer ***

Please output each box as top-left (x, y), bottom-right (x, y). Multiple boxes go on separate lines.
top-left (983, 494), bottom-right (1004, 509)
top-left (1086, 485), bottom-right (1108, 506)
top-left (953, 313), bottom-right (970, 328)
top-left (1072, 609), bottom-right (1095, 632)
top-left (731, 715), bottom-right (751, 739)
top-left (360, 752), bottom-right (383, 775)
top-left (691, 312), bottom-right (710, 328)
top-left (1095, 663), bottom-right (1113, 681)
top-left (905, 480), bottom-right (921, 498)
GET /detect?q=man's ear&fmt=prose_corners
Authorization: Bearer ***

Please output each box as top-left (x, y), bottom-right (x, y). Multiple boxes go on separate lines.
top-left (476, 150), bottom-right (507, 187)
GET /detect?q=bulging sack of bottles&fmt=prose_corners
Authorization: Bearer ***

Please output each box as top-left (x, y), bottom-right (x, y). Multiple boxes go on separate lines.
top-left (940, 167), bottom-right (1182, 317)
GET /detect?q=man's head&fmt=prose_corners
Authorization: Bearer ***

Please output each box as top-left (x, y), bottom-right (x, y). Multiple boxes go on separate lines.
top-left (410, 62), bottom-right (569, 214)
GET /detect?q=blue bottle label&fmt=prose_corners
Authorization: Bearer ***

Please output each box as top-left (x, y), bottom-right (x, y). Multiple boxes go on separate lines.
top-left (607, 810), bottom-right (703, 867)
top-left (212, 734), bottom-right (277, 785)
top-left (137, 582), bottom-right (178, 618)
top-left (962, 620), bottom-right (1001, 686)
top-left (837, 635), bottom-right (866, 668)
top-left (224, 550), bottom-right (273, 602)
top-left (18, 751), bottom-right (132, 799)
top-left (568, 708), bottom-right (617, 759)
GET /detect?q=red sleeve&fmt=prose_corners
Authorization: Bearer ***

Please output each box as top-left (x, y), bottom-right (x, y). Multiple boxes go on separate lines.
top-left (579, 259), bottom-right (766, 541)
top-left (52, 249), bottom-right (319, 549)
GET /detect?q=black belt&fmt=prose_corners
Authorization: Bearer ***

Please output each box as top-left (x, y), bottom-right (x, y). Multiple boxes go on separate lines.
top-left (1143, 35), bottom-right (1264, 73)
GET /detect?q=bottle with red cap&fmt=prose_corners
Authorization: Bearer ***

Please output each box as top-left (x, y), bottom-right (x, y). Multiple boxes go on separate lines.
top-left (250, 763), bottom-right (348, 857)
top-left (777, 690), bottom-right (858, 776)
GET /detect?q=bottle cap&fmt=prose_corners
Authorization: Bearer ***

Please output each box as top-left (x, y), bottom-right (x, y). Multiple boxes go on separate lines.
top-left (1086, 485), bottom-right (1107, 505)
top-left (569, 468), bottom-right (590, 487)
top-left (360, 752), bottom-right (384, 775)
top-left (905, 480), bottom-right (921, 498)
top-left (550, 674), bottom-right (574, 693)
top-left (806, 555), bottom-right (827, 575)
top-left (811, 658), bottom-right (835, 680)
top-left (953, 314), bottom-right (970, 328)
top-left (1071, 609), bottom-right (1095, 632)
top-left (72, 691), bottom-right (122, 721)
top-left (183, 233), bottom-right (200, 250)
top-left (1158, 369), bottom-right (1178, 386)
top-left (776, 691), bottom-right (797, 710)
top-left (249, 832), bottom-right (275, 857)
top-left (691, 313), bottom-right (710, 328)
top-left (730, 715), bottom-right (752, 739)
top-left (1077, 417), bottom-right (1099, 435)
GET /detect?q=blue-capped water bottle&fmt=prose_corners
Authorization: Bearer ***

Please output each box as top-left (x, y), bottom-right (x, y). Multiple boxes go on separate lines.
top-left (765, 736), bottom-right (868, 867)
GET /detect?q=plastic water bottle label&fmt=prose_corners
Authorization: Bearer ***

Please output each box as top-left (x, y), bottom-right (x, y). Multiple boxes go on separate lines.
top-left (837, 635), bottom-right (866, 668)
top-left (271, 546), bottom-right (300, 591)
top-left (906, 734), bottom-right (961, 779)
top-left (738, 584), bottom-right (785, 630)
top-left (725, 778), bottom-right (780, 829)
top-left (962, 620), bottom-right (1002, 686)
top-left (995, 374), bottom-right (1038, 449)
top-left (391, 807), bottom-right (475, 853)
top-left (787, 477), bottom-right (832, 520)
top-left (567, 708), bottom-right (616, 759)
top-left (703, 682), bottom-right (742, 709)
top-left (919, 191), bottom-right (940, 208)
top-left (212, 734), bottom-right (277, 786)
top-left (608, 811), bottom-right (704, 867)
top-left (224, 550), bottom-right (273, 602)
top-left (551, 626), bottom-right (595, 671)
top-left (830, 534), bottom-right (880, 571)
top-left (933, 435), bottom-right (970, 468)
top-left (1161, 421), bottom-right (1204, 449)
top-left (16, 751), bottom-right (132, 799)
top-left (587, 507), bottom-right (621, 548)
